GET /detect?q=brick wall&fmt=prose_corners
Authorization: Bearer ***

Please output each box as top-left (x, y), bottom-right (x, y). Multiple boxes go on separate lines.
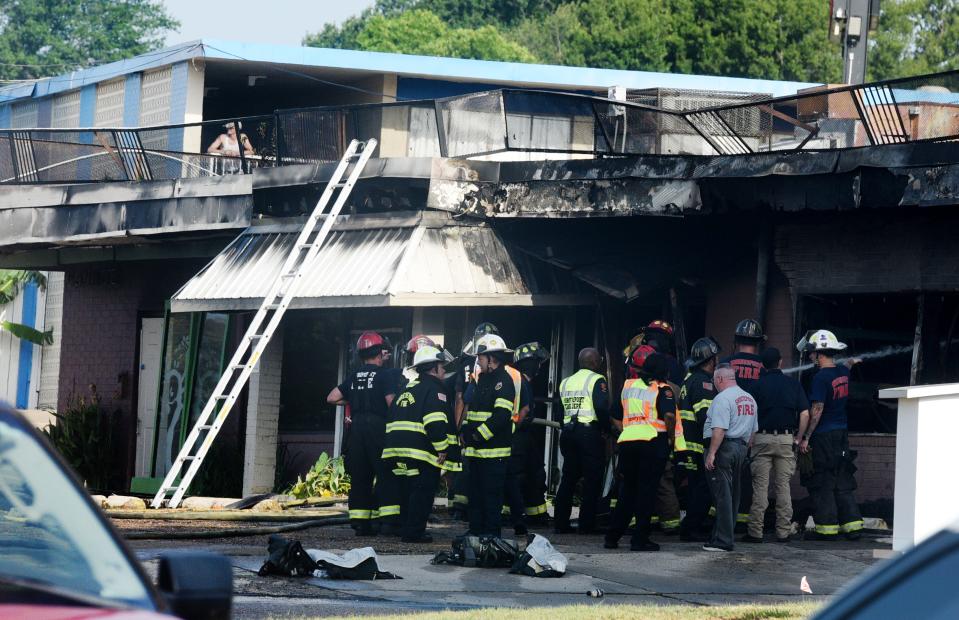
top-left (704, 265), bottom-right (793, 357)
top-left (849, 433), bottom-right (896, 502)
top-left (775, 212), bottom-right (959, 295)
top-left (789, 434), bottom-right (896, 505)
top-left (243, 325), bottom-right (283, 496)
top-left (58, 260), bottom-right (207, 484)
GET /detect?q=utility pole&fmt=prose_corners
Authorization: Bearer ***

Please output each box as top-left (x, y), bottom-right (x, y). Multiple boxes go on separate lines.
top-left (829, 0), bottom-right (882, 84)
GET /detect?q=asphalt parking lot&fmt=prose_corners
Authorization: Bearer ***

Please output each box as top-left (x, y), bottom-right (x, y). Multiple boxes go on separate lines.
top-left (122, 515), bottom-right (887, 618)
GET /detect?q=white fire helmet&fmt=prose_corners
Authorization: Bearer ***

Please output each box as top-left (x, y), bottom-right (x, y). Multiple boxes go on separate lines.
top-left (807, 329), bottom-right (847, 352)
top-left (475, 334), bottom-right (511, 355)
top-left (411, 345), bottom-right (453, 369)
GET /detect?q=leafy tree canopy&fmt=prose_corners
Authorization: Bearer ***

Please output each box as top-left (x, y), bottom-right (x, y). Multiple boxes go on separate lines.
top-left (0, 0), bottom-right (178, 80)
top-left (306, 0), bottom-right (959, 82)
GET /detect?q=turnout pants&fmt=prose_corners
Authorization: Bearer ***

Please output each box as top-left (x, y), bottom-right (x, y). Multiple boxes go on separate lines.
top-left (654, 465), bottom-right (681, 530)
top-left (345, 416), bottom-right (386, 529)
top-left (523, 425), bottom-right (549, 520)
top-left (706, 438), bottom-right (748, 549)
top-left (378, 458), bottom-right (441, 539)
top-left (606, 433), bottom-right (668, 546)
top-left (809, 429), bottom-right (863, 536)
top-left (504, 432), bottom-right (528, 532)
top-left (680, 453), bottom-right (712, 537)
top-left (554, 423), bottom-right (604, 532)
top-left (748, 433), bottom-right (796, 539)
top-left (468, 456), bottom-right (509, 538)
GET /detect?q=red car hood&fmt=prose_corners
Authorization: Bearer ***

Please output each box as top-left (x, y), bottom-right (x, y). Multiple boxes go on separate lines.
top-left (0, 605), bottom-right (170, 619)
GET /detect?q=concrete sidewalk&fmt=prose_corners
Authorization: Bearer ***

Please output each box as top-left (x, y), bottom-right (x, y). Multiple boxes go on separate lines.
top-left (135, 530), bottom-right (883, 618)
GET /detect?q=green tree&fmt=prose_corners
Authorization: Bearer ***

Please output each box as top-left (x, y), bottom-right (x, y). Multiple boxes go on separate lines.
top-left (0, 270), bottom-right (52, 346)
top-left (0, 0), bottom-right (178, 80)
top-left (868, 0), bottom-right (959, 80)
top-left (353, 9), bottom-right (537, 62)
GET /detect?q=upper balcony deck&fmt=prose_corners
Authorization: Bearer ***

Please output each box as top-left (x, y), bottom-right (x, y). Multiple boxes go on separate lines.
top-left (0, 70), bottom-right (956, 187)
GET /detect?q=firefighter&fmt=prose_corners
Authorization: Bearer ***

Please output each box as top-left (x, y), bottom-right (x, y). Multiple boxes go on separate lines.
top-left (799, 330), bottom-right (863, 541)
top-left (401, 335), bottom-right (438, 386)
top-left (554, 347), bottom-right (609, 535)
top-left (678, 336), bottom-right (721, 542)
top-left (604, 348), bottom-right (686, 551)
top-left (643, 320), bottom-right (685, 384)
top-left (721, 318), bottom-right (766, 530)
top-left (514, 342), bottom-right (551, 524)
top-left (379, 345), bottom-right (455, 543)
top-left (450, 322), bottom-right (500, 519)
top-left (462, 333), bottom-right (518, 538)
top-left (326, 332), bottom-right (397, 536)
top-left (642, 320), bottom-right (684, 535)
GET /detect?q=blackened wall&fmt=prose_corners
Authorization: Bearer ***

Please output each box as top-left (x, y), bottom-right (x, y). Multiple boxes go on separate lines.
top-left (775, 210), bottom-right (959, 295)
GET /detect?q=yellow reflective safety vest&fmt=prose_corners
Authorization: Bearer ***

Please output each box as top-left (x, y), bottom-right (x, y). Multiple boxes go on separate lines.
top-left (505, 365), bottom-right (523, 423)
top-left (619, 378), bottom-right (686, 451)
top-left (559, 368), bottom-right (604, 425)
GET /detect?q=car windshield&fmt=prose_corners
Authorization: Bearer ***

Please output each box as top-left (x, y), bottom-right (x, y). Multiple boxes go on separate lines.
top-left (0, 412), bottom-right (152, 608)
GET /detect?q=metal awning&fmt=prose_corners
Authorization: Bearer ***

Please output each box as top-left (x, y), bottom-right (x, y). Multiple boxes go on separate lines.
top-left (170, 212), bottom-right (593, 312)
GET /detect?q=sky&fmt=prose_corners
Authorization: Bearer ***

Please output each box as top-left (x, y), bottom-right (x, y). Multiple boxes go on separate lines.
top-left (163, 0), bottom-right (377, 47)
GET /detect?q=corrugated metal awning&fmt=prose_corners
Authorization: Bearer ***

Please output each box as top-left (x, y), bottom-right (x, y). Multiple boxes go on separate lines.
top-left (171, 212), bottom-right (593, 312)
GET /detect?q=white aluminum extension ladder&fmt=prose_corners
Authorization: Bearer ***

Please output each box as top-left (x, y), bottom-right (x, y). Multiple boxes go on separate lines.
top-left (152, 138), bottom-right (378, 509)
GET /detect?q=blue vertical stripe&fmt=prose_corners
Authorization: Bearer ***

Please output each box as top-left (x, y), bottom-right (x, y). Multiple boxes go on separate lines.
top-left (123, 73), bottom-right (142, 127)
top-left (15, 281), bottom-right (38, 409)
top-left (0, 105), bottom-right (10, 129)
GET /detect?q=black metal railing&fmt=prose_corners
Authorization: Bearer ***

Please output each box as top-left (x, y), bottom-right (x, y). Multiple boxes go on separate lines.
top-left (1, 69), bottom-right (957, 183)
top-left (0, 115), bottom-right (276, 184)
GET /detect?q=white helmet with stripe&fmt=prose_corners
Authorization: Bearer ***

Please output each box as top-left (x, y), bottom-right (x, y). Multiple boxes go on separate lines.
top-left (808, 329), bottom-right (847, 352)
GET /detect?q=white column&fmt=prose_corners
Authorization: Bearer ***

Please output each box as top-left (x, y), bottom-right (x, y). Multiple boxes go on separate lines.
top-left (242, 325), bottom-right (284, 496)
top-left (878, 383), bottom-right (959, 551)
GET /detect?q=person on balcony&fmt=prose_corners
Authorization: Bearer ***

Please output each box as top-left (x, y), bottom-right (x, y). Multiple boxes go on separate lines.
top-left (207, 121), bottom-right (255, 173)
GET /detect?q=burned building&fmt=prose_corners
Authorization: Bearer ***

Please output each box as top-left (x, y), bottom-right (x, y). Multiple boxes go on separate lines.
top-left (0, 41), bottom-right (957, 508)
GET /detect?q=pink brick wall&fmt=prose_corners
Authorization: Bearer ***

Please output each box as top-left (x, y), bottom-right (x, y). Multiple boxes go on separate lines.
top-left (57, 260), bottom-right (207, 485)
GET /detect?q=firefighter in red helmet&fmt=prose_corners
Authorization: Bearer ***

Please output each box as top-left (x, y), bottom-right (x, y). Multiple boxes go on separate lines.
top-left (327, 331), bottom-right (397, 536)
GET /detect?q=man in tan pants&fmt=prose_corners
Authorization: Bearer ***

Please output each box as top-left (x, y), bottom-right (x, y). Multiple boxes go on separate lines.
top-left (743, 347), bottom-right (809, 543)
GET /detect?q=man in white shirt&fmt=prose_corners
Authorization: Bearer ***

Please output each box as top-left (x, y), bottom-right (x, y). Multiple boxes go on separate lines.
top-left (703, 364), bottom-right (758, 551)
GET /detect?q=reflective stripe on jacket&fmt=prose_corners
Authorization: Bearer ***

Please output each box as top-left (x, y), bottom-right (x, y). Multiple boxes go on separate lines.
top-left (619, 378), bottom-right (686, 451)
top-left (559, 368), bottom-right (604, 424)
top-left (505, 365), bottom-right (523, 423)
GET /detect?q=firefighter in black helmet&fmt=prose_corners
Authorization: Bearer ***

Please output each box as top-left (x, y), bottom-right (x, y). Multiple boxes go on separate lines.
top-left (508, 342), bottom-right (551, 532)
top-left (721, 319), bottom-right (766, 531)
top-left (678, 337), bottom-right (721, 541)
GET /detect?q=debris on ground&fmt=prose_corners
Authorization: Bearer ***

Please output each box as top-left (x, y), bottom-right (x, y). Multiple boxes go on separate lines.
top-left (258, 534), bottom-right (400, 580)
top-left (510, 534), bottom-right (567, 578)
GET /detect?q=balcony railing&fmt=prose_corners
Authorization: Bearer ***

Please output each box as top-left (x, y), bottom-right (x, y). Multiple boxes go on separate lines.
top-left (1, 69), bottom-right (956, 184)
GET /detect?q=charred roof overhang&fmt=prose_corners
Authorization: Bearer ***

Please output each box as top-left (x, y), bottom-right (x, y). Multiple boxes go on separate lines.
top-left (425, 141), bottom-right (959, 218)
top-left (0, 174), bottom-right (253, 252)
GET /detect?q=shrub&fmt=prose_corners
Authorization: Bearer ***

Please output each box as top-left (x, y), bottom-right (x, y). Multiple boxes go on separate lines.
top-left (286, 452), bottom-right (350, 499)
top-left (42, 386), bottom-right (115, 491)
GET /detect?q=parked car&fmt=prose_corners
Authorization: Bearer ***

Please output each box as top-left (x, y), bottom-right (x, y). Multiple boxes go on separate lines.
top-left (0, 404), bottom-right (232, 619)
top-left (812, 525), bottom-right (959, 619)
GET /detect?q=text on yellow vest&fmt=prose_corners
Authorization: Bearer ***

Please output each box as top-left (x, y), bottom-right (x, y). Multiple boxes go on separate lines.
top-left (559, 368), bottom-right (604, 424)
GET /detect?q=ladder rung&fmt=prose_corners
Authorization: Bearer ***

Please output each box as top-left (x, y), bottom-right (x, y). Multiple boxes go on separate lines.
top-left (152, 138), bottom-right (376, 511)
